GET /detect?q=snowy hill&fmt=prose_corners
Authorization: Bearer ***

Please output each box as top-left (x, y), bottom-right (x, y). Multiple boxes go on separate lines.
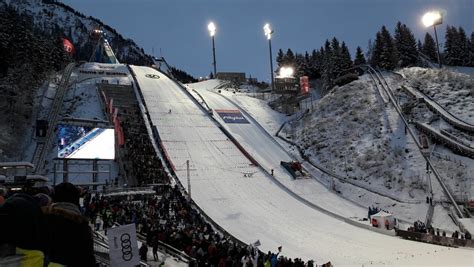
top-left (283, 75), bottom-right (428, 201)
top-left (258, 67), bottom-right (473, 231)
top-left (2, 0), bottom-right (152, 65)
top-left (400, 67), bottom-right (474, 124)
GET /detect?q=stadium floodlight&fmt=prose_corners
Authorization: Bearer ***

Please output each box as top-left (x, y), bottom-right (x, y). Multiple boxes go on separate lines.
top-left (263, 23), bottom-right (273, 40)
top-left (279, 67), bottom-right (294, 78)
top-left (208, 22), bottom-right (217, 77)
top-left (422, 11), bottom-right (442, 27)
top-left (263, 23), bottom-right (275, 91)
top-left (422, 11), bottom-right (443, 68)
top-left (208, 22), bottom-right (216, 37)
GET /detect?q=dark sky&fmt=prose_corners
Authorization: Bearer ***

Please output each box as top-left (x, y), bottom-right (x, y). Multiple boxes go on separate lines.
top-left (61, 0), bottom-right (473, 81)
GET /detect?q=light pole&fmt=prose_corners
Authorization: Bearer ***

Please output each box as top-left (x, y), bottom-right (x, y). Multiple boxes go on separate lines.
top-left (264, 23), bottom-right (275, 91)
top-left (422, 11), bottom-right (443, 68)
top-left (208, 22), bottom-right (217, 78)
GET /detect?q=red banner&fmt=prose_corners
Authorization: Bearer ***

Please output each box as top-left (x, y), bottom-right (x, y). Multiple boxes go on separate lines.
top-left (108, 98), bottom-right (114, 114)
top-left (300, 76), bottom-right (309, 95)
top-left (62, 38), bottom-right (75, 55)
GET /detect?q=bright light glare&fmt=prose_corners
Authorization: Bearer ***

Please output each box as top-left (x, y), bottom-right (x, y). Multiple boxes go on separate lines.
top-left (422, 11), bottom-right (442, 27)
top-left (279, 67), bottom-right (294, 78)
top-left (208, 22), bottom-right (216, 36)
top-left (264, 23), bottom-right (273, 40)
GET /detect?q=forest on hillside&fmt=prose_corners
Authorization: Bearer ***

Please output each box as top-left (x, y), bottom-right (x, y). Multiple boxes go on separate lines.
top-left (276, 22), bottom-right (474, 90)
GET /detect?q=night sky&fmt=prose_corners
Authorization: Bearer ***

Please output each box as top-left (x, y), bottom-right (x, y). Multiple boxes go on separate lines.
top-left (61, 0), bottom-right (473, 81)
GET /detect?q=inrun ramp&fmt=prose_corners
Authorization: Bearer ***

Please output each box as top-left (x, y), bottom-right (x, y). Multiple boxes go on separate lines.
top-left (131, 66), bottom-right (473, 266)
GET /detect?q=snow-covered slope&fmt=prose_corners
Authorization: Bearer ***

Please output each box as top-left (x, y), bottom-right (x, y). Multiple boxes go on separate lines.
top-left (286, 75), bottom-right (428, 202)
top-left (4, 0), bottom-right (152, 64)
top-left (400, 67), bottom-right (474, 124)
top-left (133, 67), bottom-right (473, 266)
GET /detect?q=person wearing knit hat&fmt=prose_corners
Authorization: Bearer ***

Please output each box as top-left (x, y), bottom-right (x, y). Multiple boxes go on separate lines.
top-left (42, 182), bottom-right (96, 266)
top-left (34, 193), bottom-right (52, 207)
top-left (53, 182), bottom-right (80, 207)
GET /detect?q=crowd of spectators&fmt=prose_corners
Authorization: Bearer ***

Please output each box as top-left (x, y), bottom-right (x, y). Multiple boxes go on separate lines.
top-left (119, 108), bottom-right (169, 185)
top-left (100, 90), bottom-right (333, 266)
top-left (85, 185), bottom-right (331, 266)
top-left (407, 220), bottom-right (472, 240)
top-left (0, 182), bottom-right (96, 266)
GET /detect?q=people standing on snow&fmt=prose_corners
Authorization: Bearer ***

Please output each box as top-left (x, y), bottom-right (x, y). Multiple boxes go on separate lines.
top-left (139, 242), bottom-right (148, 261)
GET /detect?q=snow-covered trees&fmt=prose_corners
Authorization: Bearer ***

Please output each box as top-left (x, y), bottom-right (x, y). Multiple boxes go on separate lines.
top-left (0, 5), bottom-right (72, 159)
top-left (170, 67), bottom-right (197, 83)
top-left (370, 26), bottom-right (398, 70)
top-left (394, 22), bottom-right (418, 67)
top-left (354, 46), bottom-right (366, 66)
top-left (444, 25), bottom-right (472, 66)
top-left (421, 33), bottom-right (437, 62)
top-left (274, 21), bottom-right (472, 89)
top-left (275, 36), bottom-right (353, 85)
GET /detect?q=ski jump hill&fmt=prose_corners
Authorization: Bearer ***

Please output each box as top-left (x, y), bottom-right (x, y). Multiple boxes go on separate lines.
top-left (127, 65), bottom-right (472, 266)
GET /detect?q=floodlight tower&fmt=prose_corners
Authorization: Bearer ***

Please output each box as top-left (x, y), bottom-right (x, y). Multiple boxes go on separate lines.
top-left (208, 22), bottom-right (217, 78)
top-left (422, 11), bottom-right (443, 68)
top-left (264, 23), bottom-right (275, 91)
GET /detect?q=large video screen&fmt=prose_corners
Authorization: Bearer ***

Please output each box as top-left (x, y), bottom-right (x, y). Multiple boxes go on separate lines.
top-left (57, 124), bottom-right (115, 159)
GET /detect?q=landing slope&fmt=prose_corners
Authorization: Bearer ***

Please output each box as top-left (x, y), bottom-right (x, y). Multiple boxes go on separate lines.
top-left (131, 66), bottom-right (473, 266)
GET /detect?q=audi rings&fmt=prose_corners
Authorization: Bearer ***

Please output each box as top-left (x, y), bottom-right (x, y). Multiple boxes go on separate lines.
top-left (145, 74), bottom-right (160, 79)
top-left (120, 233), bottom-right (133, 261)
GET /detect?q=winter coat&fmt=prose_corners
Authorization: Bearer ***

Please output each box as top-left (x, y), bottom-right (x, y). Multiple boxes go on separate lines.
top-left (0, 193), bottom-right (46, 251)
top-left (41, 202), bottom-right (96, 267)
top-left (139, 244), bottom-right (148, 261)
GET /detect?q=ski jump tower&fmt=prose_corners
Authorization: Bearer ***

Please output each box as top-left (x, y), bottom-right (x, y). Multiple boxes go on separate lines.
top-left (89, 27), bottom-right (119, 64)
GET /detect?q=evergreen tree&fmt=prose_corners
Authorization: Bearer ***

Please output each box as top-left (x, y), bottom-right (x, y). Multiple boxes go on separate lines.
top-left (169, 67), bottom-right (198, 83)
top-left (310, 48), bottom-right (323, 78)
top-left (458, 27), bottom-right (469, 66)
top-left (366, 39), bottom-right (374, 64)
top-left (444, 25), bottom-right (462, 65)
top-left (417, 40), bottom-right (423, 52)
top-left (394, 22), bottom-right (418, 67)
top-left (285, 48), bottom-right (296, 68)
top-left (422, 32), bottom-right (438, 62)
top-left (470, 32), bottom-right (474, 66)
top-left (371, 26), bottom-right (398, 70)
top-left (340, 41), bottom-right (353, 71)
top-left (330, 37), bottom-right (342, 77)
top-left (295, 53), bottom-right (305, 76)
top-left (321, 39), bottom-right (334, 89)
top-left (276, 49), bottom-right (285, 67)
top-left (354, 46), bottom-right (366, 65)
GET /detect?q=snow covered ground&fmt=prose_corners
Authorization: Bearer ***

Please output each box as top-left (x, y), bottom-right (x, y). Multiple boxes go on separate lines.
top-left (188, 81), bottom-right (367, 219)
top-left (133, 67), bottom-right (473, 266)
top-left (382, 70), bottom-right (474, 204)
top-left (195, 75), bottom-right (472, 234)
top-left (38, 64), bottom-right (132, 184)
top-left (399, 67), bottom-right (474, 125)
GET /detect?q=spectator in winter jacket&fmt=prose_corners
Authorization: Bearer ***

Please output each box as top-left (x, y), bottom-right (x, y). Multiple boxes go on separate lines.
top-left (0, 193), bottom-right (46, 252)
top-left (0, 187), bottom-right (6, 205)
top-left (140, 242), bottom-right (148, 261)
top-left (42, 182), bottom-right (96, 266)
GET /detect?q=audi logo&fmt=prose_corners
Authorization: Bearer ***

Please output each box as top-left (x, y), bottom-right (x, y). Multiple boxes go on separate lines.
top-left (145, 74), bottom-right (160, 79)
top-left (120, 233), bottom-right (133, 261)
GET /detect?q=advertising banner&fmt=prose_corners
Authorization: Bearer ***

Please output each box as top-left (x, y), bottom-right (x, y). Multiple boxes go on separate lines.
top-left (300, 76), bottom-right (309, 95)
top-left (215, 109), bottom-right (250, 124)
top-left (107, 224), bottom-right (140, 267)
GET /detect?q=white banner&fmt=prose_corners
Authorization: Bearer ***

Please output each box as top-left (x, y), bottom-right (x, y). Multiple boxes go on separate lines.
top-left (107, 224), bottom-right (140, 267)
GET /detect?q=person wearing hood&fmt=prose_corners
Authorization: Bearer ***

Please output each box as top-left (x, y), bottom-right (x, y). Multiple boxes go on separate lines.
top-left (42, 182), bottom-right (96, 266)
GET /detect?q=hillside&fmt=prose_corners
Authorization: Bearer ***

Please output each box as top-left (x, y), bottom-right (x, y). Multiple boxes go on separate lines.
top-left (3, 0), bottom-right (153, 65)
top-left (284, 75), bottom-right (428, 201)
top-left (0, 3), bottom-right (71, 161)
